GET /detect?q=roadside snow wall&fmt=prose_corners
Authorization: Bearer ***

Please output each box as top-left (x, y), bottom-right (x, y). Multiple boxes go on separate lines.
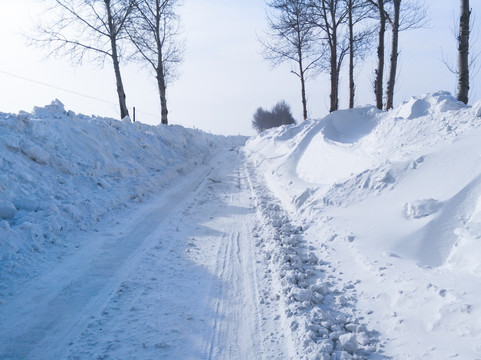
top-left (0, 100), bottom-right (242, 272)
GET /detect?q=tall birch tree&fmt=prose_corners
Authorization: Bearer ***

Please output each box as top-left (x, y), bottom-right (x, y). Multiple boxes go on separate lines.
top-left (457, 0), bottom-right (470, 104)
top-left (346, 0), bottom-right (374, 108)
top-left (385, 0), bottom-right (426, 109)
top-left (261, 0), bottom-right (322, 121)
top-left (367, 0), bottom-right (426, 110)
top-left (371, 0), bottom-right (386, 110)
top-left (127, 0), bottom-right (183, 125)
top-left (33, 0), bottom-right (136, 119)
top-left (308, 0), bottom-right (349, 113)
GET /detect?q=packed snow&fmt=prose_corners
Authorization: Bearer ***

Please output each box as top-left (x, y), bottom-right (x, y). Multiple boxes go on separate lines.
top-left (1, 92), bottom-right (481, 359)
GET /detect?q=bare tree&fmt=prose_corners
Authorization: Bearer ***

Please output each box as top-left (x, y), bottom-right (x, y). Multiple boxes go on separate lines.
top-left (32, 0), bottom-right (136, 119)
top-left (367, 0), bottom-right (426, 110)
top-left (346, 0), bottom-right (375, 108)
top-left (368, 0), bottom-right (387, 110)
top-left (261, 0), bottom-right (322, 121)
top-left (384, 0), bottom-right (400, 110)
top-left (457, 0), bottom-right (471, 104)
top-left (308, 0), bottom-right (349, 113)
top-left (127, 0), bottom-right (183, 124)
top-left (385, 0), bottom-right (426, 109)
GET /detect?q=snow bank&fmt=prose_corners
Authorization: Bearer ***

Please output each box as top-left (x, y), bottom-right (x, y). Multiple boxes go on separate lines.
top-left (246, 91), bottom-right (481, 358)
top-left (246, 91), bottom-right (481, 268)
top-left (0, 100), bottom-right (243, 277)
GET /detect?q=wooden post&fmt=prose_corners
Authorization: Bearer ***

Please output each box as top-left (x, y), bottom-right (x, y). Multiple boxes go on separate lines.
top-left (133, 107), bottom-right (136, 122)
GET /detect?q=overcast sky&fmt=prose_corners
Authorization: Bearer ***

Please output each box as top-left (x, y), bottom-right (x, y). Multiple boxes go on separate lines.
top-left (0, 1), bottom-right (480, 135)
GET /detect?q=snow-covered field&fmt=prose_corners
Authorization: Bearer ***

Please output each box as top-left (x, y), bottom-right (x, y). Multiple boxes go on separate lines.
top-left (1, 93), bottom-right (481, 359)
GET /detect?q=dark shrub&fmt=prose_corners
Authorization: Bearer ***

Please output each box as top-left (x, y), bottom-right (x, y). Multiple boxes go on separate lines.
top-left (252, 100), bottom-right (296, 133)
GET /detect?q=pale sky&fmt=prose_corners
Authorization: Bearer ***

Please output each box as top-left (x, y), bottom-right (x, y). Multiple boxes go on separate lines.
top-left (0, 0), bottom-right (480, 135)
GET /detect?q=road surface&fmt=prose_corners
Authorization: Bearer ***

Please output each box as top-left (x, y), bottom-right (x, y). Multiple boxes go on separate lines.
top-left (0, 147), bottom-right (293, 360)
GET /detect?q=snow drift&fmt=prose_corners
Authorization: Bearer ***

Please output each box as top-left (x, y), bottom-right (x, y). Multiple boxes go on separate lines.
top-left (247, 91), bottom-right (481, 269)
top-left (246, 91), bottom-right (481, 358)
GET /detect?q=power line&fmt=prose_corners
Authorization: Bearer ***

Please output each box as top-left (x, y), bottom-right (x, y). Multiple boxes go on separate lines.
top-left (0, 69), bottom-right (117, 106)
top-left (0, 69), bottom-right (161, 120)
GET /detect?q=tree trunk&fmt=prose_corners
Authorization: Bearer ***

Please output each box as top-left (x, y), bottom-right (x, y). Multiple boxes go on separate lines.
top-left (300, 76), bottom-right (307, 120)
top-left (457, 0), bottom-right (470, 104)
top-left (330, 52), bottom-right (339, 112)
top-left (374, 0), bottom-right (385, 110)
top-left (157, 69), bottom-right (169, 125)
top-left (299, 61), bottom-right (308, 121)
top-left (111, 47), bottom-right (129, 119)
top-left (297, 28), bottom-right (308, 121)
top-left (385, 0), bottom-right (400, 110)
top-left (106, 0), bottom-right (129, 119)
top-left (348, 0), bottom-right (355, 109)
top-left (329, 4), bottom-right (339, 113)
top-left (155, 0), bottom-right (169, 125)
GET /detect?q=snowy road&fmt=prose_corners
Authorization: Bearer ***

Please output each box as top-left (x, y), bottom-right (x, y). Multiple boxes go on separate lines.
top-left (0, 147), bottom-right (291, 359)
top-left (4, 93), bottom-right (481, 359)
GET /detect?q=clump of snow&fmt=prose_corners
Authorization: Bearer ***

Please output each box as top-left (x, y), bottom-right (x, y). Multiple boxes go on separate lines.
top-left (404, 198), bottom-right (442, 219)
top-left (0, 200), bottom-right (17, 219)
top-left (394, 91), bottom-right (465, 119)
top-left (338, 333), bottom-right (358, 354)
top-left (0, 99), bottom-right (243, 277)
top-left (21, 143), bottom-right (50, 164)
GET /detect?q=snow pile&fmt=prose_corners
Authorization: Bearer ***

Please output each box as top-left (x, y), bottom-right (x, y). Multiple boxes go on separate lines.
top-left (0, 100), bottom-right (242, 278)
top-left (246, 91), bottom-right (481, 358)
top-left (403, 198), bottom-right (442, 219)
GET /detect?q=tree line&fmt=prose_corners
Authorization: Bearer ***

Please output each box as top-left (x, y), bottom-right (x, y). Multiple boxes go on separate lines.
top-left (261, 0), bottom-right (472, 121)
top-left (31, 0), bottom-right (472, 128)
top-left (32, 0), bottom-right (183, 125)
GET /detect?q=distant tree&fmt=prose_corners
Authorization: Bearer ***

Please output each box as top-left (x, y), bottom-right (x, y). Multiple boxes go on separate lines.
top-left (457, 0), bottom-right (470, 104)
top-left (127, 0), bottom-right (183, 125)
top-left (261, 0), bottom-right (322, 121)
top-left (32, 0), bottom-right (135, 119)
top-left (252, 101), bottom-right (297, 133)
